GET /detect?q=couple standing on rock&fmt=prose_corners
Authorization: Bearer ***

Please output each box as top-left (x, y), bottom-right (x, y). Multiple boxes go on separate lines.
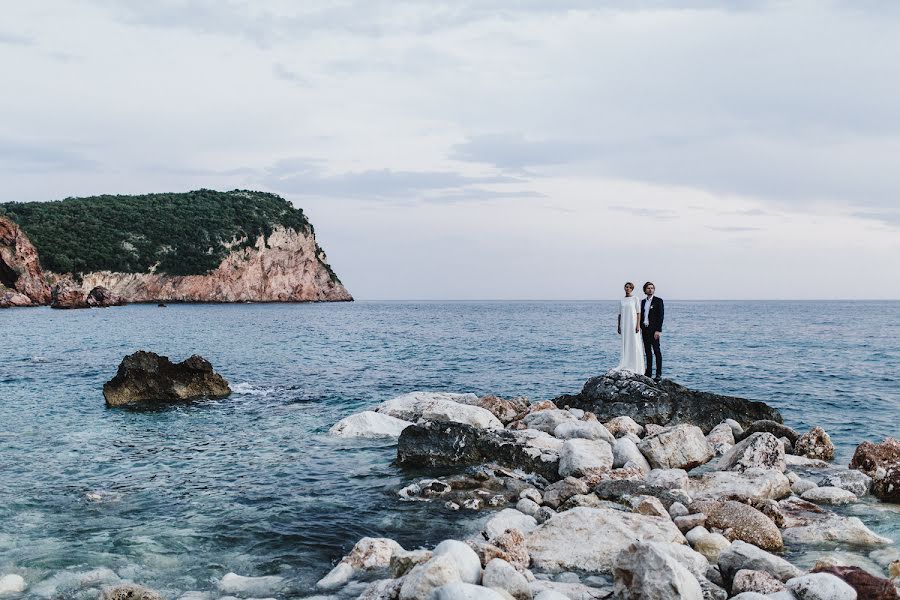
top-left (617, 281), bottom-right (664, 381)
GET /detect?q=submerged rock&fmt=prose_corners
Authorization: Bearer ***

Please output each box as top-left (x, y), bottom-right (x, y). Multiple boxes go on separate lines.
top-left (849, 438), bottom-right (900, 503)
top-left (819, 471), bottom-right (872, 497)
top-left (554, 370), bottom-right (782, 433)
top-left (98, 584), bottom-right (164, 600)
top-left (0, 574), bottom-right (26, 595)
top-left (103, 351), bottom-right (231, 407)
top-left (217, 572), bottom-right (284, 597)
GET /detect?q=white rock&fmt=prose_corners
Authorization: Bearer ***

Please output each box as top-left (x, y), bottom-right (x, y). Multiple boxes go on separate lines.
top-left (668, 501), bottom-right (689, 518)
top-left (647, 468), bottom-right (689, 490)
top-left (432, 581), bottom-right (508, 600)
top-left (717, 541), bottom-right (802, 583)
top-left (567, 408), bottom-right (585, 419)
top-left (434, 540), bottom-right (483, 585)
top-left (482, 558), bottom-right (531, 600)
top-left (638, 424), bottom-right (713, 470)
top-left (421, 403), bottom-right (504, 430)
top-left (519, 488), bottom-right (542, 504)
top-left (378, 391), bottom-right (479, 419)
top-left (400, 554), bottom-right (462, 600)
top-left (530, 580), bottom-right (611, 599)
top-left (217, 573), bottom-right (284, 597)
top-left (717, 432), bottom-right (785, 473)
top-left (685, 526), bottom-right (710, 544)
top-left (524, 410), bottom-right (576, 434)
top-left (785, 454), bottom-right (829, 468)
top-left (725, 419), bottom-right (743, 437)
top-left (819, 471), bottom-right (872, 497)
top-left (533, 592), bottom-right (570, 600)
top-left (558, 439), bottom-right (613, 478)
top-left (516, 498), bottom-right (540, 517)
top-left (613, 438), bottom-right (651, 473)
top-left (484, 509), bottom-right (539, 540)
top-left (613, 541), bottom-right (704, 600)
top-left (781, 514), bottom-right (892, 546)
top-left (687, 469), bottom-right (791, 500)
top-left (0, 574), bottom-right (26, 594)
top-left (706, 422), bottom-right (736, 456)
top-left (604, 416), bottom-right (644, 438)
top-left (801, 486), bottom-right (858, 506)
top-left (553, 420), bottom-right (615, 444)
top-left (526, 507), bottom-right (686, 574)
top-left (691, 532), bottom-right (731, 563)
top-left (315, 562), bottom-right (354, 591)
top-left (729, 594), bottom-right (770, 600)
top-left (792, 478), bottom-right (819, 495)
top-left (786, 573), bottom-right (857, 600)
top-left (328, 411), bottom-right (413, 439)
top-left (631, 495), bottom-right (668, 518)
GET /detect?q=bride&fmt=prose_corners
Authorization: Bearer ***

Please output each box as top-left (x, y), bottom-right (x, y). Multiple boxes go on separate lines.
top-left (617, 282), bottom-right (645, 373)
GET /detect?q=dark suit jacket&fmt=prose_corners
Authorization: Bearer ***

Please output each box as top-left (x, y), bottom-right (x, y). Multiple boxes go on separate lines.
top-left (640, 296), bottom-right (664, 333)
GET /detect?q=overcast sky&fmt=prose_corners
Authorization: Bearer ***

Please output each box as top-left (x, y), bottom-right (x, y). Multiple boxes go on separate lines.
top-left (2, 1), bottom-right (899, 299)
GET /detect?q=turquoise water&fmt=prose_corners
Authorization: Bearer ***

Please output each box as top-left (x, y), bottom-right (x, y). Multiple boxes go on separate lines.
top-left (0, 301), bottom-right (898, 597)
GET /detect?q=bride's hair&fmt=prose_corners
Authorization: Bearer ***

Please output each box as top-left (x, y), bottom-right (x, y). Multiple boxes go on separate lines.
top-left (624, 282), bottom-right (634, 288)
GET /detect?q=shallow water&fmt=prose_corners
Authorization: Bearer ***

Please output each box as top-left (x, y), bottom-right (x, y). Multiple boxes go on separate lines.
top-left (0, 301), bottom-right (898, 597)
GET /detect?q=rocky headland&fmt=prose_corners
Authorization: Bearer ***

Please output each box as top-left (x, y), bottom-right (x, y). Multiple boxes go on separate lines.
top-left (0, 190), bottom-right (351, 308)
top-left (318, 370), bottom-right (900, 599)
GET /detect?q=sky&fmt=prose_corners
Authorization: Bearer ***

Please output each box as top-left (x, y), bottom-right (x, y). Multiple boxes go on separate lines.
top-left (2, 1), bottom-right (899, 300)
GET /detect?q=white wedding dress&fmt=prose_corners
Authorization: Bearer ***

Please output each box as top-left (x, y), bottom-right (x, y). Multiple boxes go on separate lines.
top-left (617, 296), bottom-right (645, 373)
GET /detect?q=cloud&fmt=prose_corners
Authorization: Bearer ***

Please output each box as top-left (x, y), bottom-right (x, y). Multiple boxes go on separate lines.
top-left (0, 140), bottom-right (97, 173)
top-left (272, 63), bottom-right (309, 86)
top-left (706, 225), bottom-right (761, 232)
top-left (0, 31), bottom-right (33, 46)
top-left (261, 159), bottom-right (522, 200)
top-left (608, 206), bottom-right (678, 220)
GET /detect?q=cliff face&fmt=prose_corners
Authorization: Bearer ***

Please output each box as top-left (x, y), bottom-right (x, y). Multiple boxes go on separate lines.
top-left (0, 216), bottom-right (52, 307)
top-left (78, 226), bottom-right (352, 303)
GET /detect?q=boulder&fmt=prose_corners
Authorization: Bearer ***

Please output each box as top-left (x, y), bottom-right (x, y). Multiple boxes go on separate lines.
top-left (103, 351), bottom-right (231, 407)
top-left (50, 278), bottom-right (88, 309)
top-left (485, 528), bottom-right (530, 571)
top-left (849, 438), bottom-right (900, 503)
top-left (786, 573), bottom-right (857, 600)
top-left (86, 286), bottom-right (124, 307)
top-left (316, 537), bottom-right (403, 590)
top-left (819, 471), bottom-right (872, 497)
top-left (1, 287), bottom-right (35, 307)
top-left (647, 468), bottom-right (689, 490)
top-left (792, 478), bottom-right (819, 495)
top-left (483, 509), bottom-right (538, 540)
top-left (359, 579), bottom-right (404, 599)
top-left (638, 424), bottom-right (713, 470)
top-left (0, 216), bottom-right (51, 305)
top-left (732, 569), bottom-right (786, 595)
top-left (470, 395), bottom-right (529, 424)
top-left (811, 565), bottom-right (899, 600)
top-left (613, 438), bottom-right (651, 474)
top-left (632, 495), bottom-right (668, 518)
top-left (593, 479), bottom-right (687, 509)
top-left (422, 402), bottom-right (504, 430)
top-left (738, 420), bottom-right (800, 444)
top-left (526, 507), bottom-right (685, 574)
top-left (432, 582), bottom-right (509, 599)
top-left (377, 391), bottom-right (478, 420)
top-left (612, 541), bottom-right (704, 600)
top-left (604, 416), bottom-right (644, 438)
top-left (687, 469), bottom-right (791, 501)
top-left (98, 584), bottom-right (164, 600)
top-left (516, 498), bottom-right (540, 517)
top-left (717, 541), bottom-right (803, 585)
top-left (692, 500), bottom-right (783, 551)
top-left (482, 558), bottom-right (531, 600)
top-left (781, 513), bottom-right (892, 546)
top-left (542, 477), bottom-right (590, 509)
top-left (523, 409), bottom-right (576, 434)
top-left (391, 549), bottom-right (433, 577)
top-left (558, 439), bottom-right (613, 478)
top-left (400, 554), bottom-right (462, 600)
top-left (329, 411), bottom-right (413, 439)
top-left (531, 581), bottom-right (609, 599)
top-left (795, 427), bottom-right (836, 462)
top-left (716, 433), bottom-right (785, 473)
top-left (554, 370), bottom-right (782, 433)
top-left (706, 423), bottom-right (736, 456)
top-left (801, 487), bottom-right (858, 506)
top-left (692, 532), bottom-right (731, 563)
top-left (674, 514), bottom-right (707, 533)
top-left (553, 420), bottom-right (615, 444)
top-left (434, 540), bottom-right (483, 585)
top-left (396, 422), bottom-right (561, 481)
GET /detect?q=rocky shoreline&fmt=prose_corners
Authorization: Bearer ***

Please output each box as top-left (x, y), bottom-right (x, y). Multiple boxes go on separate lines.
top-left (318, 370), bottom-right (900, 599)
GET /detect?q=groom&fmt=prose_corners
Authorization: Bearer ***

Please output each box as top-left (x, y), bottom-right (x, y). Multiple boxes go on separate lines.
top-left (640, 282), bottom-right (664, 382)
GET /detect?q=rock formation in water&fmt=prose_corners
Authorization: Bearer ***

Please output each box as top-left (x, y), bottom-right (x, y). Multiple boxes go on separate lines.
top-left (0, 216), bottom-right (51, 307)
top-left (553, 369), bottom-right (783, 433)
top-left (0, 190), bottom-right (352, 306)
top-left (103, 351), bottom-right (232, 407)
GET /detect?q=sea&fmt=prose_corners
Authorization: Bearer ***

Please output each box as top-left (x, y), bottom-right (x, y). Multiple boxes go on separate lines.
top-left (0, 301), bottom-right (898, 598)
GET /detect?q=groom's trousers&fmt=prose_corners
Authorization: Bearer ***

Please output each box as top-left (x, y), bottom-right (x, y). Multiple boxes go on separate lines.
top-left (641, 329), bottom-right (662, 378)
